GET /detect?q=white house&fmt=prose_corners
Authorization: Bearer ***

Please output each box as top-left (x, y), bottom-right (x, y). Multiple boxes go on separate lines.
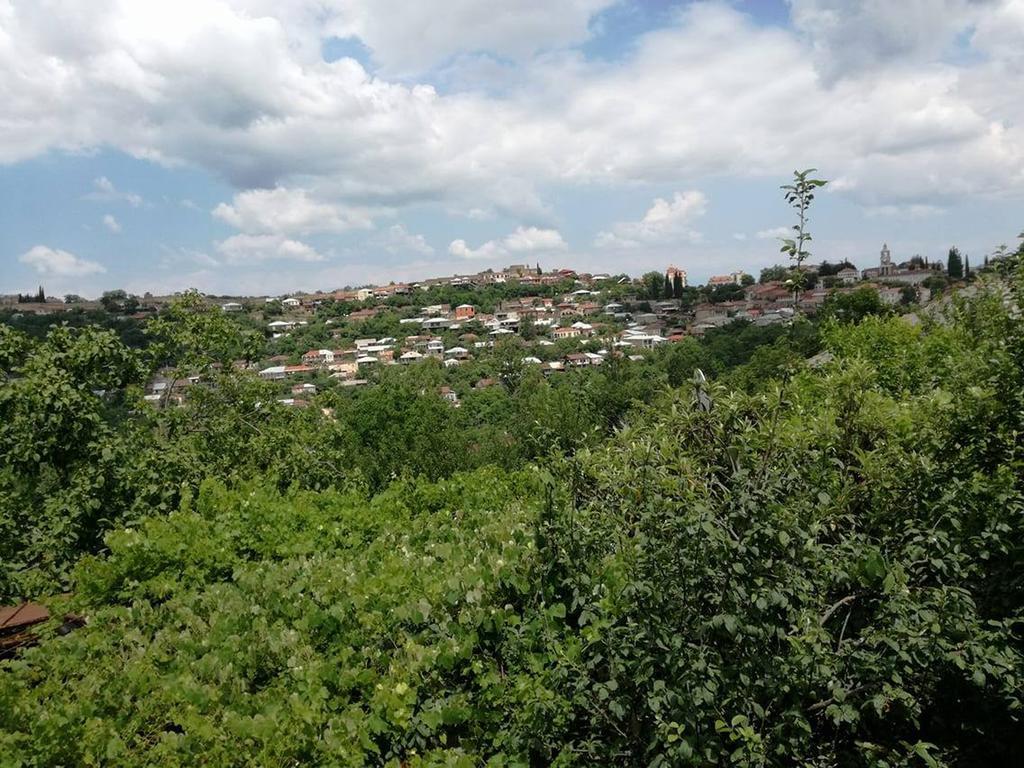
top-left (302, 349), bottom-right (335, 366)
top-left (221, 301), bottom-right (243, 313)
top-left (421, 317), bottom-right (452, 330)
top-left (836, 266), bottom-right (860, 285)
top-left (259, 365), bottom-right (287, 380)
top-left (620, 333), bottom-right (665, 349)
top-left (281, 297), bottom-right (302, 308)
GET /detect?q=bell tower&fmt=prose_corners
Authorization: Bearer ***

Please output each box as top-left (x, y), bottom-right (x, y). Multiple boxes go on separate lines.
top-left (880, 243), bottom-right (893, 275)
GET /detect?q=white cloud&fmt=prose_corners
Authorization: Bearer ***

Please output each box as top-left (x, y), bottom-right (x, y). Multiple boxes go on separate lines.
top-left (972, 0), bottom-right (1024, 62)
top-left (212, 187), bottom-right (377, 235)
top-left (329, 0), bottom-right (615, 75)
top-left (102, 214), bottom-right (122, 233)
top-left (733, 233), bottom-right (748, 241)
top-left (84, 177), bottom-right (144, 207)
top-left (158, 245), bottom-right (221, 269)
top-left (377, 224), bottom-right (434, 255)
top-left (595, 191), bottom-right (707, 249)
top-left (215, 234), bottom-right (325, 264)
top-left (863, 203), bottom-right (946, 218)
top-left (18, 245), bottom-right (106, 276)
top-left (449, 226), bottom-right (567, 260)
top-left (0, 0), bottom-right (1021, 227)
top-left (789, 0), bottom-right (995, 80)
top-left (757, 226), bottom-right (792, 240)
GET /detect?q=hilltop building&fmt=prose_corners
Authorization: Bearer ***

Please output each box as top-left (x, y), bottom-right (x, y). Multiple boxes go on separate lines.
top-left (666, 265), bottom-right (688, 287)
top-left (707, 270), bottom-right (747, 287)
top-left (861, 244), bottom-right (940, 285)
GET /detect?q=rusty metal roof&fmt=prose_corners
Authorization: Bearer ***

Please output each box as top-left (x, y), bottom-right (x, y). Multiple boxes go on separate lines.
top-left (0, 602), bottom-right (50, 632)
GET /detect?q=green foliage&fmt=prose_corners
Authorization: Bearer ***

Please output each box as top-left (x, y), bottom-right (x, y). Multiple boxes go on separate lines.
top-left (759, 265), bottom-right (789, 284)
top-left (3, 269), bottom-right (1024, 766)
top-left (146, 290), bottom-right (262, 374)
top-left (0, 325), bottom-right (149, 597)
top-left (99, 289), bottom-right (140, 314)
top-left (521, 283), bottom-right (1024, 762)
top-left (0, 470), bottom-right (543, 767)
top-left (640, 271), bottom-right (666, 300)
top-left (817, 260), bottom-right (855, 277)
top-left (947, 247), bottom-right (964, 280)
top-left (779, 169), bottom-right (828, 270)
top-left (820, 286), bottom-right (890, 324)
top-left (706, 283), bottom-right (745, 304)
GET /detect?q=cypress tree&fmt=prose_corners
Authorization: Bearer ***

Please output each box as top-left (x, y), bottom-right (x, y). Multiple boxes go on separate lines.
top-left (947, 247), bottom-right (964, 279)
top-left (673, 272), bottom-right (683, 299)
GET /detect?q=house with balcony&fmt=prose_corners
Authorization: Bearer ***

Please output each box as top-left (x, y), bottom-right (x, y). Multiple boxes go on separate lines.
top-left (301, 349), bottom-right (335, 366)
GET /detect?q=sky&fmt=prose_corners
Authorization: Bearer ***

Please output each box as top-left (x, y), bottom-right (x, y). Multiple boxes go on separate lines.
top-left (1, 0), bottom-right (1023, 298)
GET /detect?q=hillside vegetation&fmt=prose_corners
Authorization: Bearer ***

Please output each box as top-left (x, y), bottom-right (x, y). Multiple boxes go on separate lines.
top-left (2, 264), bottom-right (1023, 766)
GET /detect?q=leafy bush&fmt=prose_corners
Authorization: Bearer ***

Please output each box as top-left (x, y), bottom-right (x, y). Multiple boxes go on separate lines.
top-left (3, 273), bottom-right (1023, 765)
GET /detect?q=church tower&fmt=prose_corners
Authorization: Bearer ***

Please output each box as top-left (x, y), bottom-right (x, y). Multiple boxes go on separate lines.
top-left (880, 243), bottom-right (893, 275)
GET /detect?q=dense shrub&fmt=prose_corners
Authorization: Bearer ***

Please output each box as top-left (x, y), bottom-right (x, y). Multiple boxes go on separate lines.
top-left (2, 270), bottom-right (1023, 765)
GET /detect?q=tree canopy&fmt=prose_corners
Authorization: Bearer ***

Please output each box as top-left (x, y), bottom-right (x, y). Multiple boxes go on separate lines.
top-left (2, 260), bottom-right (1024, 766)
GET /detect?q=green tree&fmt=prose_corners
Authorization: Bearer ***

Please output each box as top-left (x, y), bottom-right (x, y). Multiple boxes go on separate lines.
top-left (947, 246), bottom-right (964, 279)
top-left (493, 336), bottom-right (526, 394)
top-left (640, 271), bottom-right (665, 300)
top-left (146, 291), bottom-right (261, 373)
top-left (0, 325), bottom-right (148, 597)
top-left (779, 169), bottom-right (828, 303)
top-left (99, 289), bottom-right (138, 314)
top-left (821, 285), bottom-right (889, 324)
top-left (759, 264), bottom-right (789, 283)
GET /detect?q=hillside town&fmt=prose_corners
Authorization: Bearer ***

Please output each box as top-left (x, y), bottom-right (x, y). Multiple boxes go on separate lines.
top-left (4, 242), bottom-right (978, 410)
